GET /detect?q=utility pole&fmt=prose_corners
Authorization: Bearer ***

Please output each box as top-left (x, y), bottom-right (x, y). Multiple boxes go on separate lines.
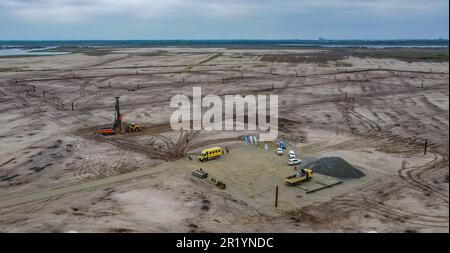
top-left (424, 140), bottom-right (428, 155)
top-left (274, 186), bottom-right (279, 208)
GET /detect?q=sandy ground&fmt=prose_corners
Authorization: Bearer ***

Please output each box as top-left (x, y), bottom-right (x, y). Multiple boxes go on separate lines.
top-left (0, 47), bottom-right (448, 232)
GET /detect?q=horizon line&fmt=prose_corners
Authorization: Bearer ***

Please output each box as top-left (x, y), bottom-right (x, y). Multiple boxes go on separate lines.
top-left (0, 38), bottom-right (449, 41)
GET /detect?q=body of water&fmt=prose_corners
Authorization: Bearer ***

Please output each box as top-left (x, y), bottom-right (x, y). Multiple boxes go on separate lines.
top-left (0, 47), bottom-right (68, 56)
top-left (0, 39), bottom-right (448, 56)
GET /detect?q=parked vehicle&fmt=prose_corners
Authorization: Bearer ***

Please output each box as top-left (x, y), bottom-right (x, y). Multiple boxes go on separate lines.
top-left (276, 148), bottom-right (284, 156)
top-left (288, 158), bottom-right (302, 166)
top-left (126, 123), bottom-right (142, 132)
top-left (198, 147), bottom-right (223, 162)
top-left (288, 150), bottom-right (296, 159)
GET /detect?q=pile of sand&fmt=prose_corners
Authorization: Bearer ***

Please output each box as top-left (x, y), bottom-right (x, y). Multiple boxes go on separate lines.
top-left (301, 156), bottom-right (365, 179)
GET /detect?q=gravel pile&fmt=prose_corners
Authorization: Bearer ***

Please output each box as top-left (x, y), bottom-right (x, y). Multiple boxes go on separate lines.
top-left (301, 156), bottom-right (365, 179)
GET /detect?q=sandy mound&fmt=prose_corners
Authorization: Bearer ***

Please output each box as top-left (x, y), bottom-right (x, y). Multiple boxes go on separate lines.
top-left (302, 156), bottom-right (365, 179)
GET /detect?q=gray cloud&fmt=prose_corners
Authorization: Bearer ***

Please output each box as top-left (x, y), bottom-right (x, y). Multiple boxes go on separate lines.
top-left (0, 0), bottom-right (448, 39)
top-left (1, 0), bottom-right (446, 22)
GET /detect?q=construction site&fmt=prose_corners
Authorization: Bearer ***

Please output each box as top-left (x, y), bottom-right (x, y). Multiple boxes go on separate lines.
top-left (0, 46), bottom-right (448, 232)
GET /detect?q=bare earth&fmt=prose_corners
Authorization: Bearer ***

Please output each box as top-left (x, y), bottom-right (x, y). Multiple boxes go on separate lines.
top-left (0, 47), bottom-right (448, 232)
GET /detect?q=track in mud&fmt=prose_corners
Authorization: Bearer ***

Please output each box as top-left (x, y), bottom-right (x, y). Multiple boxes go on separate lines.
top-left (0, 50), bottom-right (448, 232)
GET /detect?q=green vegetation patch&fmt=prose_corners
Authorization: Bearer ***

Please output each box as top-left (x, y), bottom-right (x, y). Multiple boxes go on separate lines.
top-left (197, 53), bottom-right (223, 65)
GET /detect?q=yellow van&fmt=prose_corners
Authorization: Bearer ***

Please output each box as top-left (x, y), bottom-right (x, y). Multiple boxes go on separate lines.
top-left (198, 147), bottom-right (223, 162)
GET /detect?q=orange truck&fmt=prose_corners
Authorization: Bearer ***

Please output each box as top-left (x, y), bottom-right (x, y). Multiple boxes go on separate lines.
top-left (98, 128), bottom-right (116, 135)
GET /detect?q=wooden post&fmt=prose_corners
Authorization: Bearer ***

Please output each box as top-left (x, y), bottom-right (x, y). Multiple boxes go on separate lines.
top-left (424, 140), bottom-right (428, 155)
top-left (222, 77), bottom-right (225, 84)
top-left (71, 102), bottom-right (74, 111)
top-left (421, 81), bottom-right (424, 88)
top-left (32, 85), bottom-right (36, 92)
top-left (137, 83), bottom-right (140, 90)
top-left (275, 186), bottom-right (279, 208)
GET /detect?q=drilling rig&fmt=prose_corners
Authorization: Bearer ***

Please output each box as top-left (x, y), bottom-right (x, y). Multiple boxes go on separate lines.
top-left (114, 96), bottom-right (122, 133)
top-left (98, 97), bottom-right (122, 135)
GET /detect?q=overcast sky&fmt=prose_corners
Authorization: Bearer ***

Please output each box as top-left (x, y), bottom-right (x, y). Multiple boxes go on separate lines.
top-left (0, 0), bottom-right (448, 40)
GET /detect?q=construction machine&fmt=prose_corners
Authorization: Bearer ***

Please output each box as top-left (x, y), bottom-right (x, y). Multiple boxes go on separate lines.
top-left (285, 168), bottom-right (313, 186)
top-left (126, 123), bottom-right (142, 133)
top-left (98, 97), bottom-right (122, 135)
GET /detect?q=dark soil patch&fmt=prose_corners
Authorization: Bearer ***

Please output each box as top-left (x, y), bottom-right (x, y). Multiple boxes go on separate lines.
top-left (0, 158), bottom-right (16, 167)
top-left (188, 223), bottom-right (198, 228)
top-left (109, 227), bottom-right (135, 233)
top-left (0, 174), bottom-right (20, 181)
top-left (47, 140), bottom-right (62, 149)
top-left (29, 163), bottom-right (53, 173)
